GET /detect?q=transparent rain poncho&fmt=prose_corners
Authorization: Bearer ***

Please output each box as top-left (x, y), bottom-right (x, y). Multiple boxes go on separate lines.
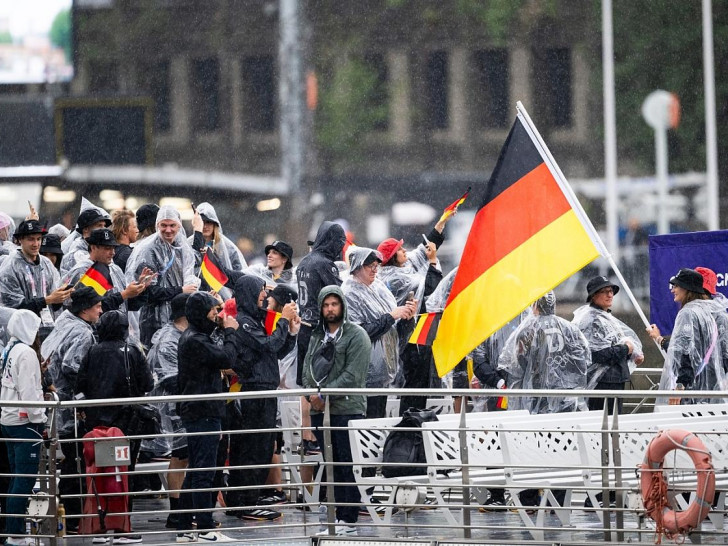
top-left (59, 235), bottom-right (90, 277)
top-left (425, 267), bottom-right (457, 313)
top-left (498, 292), bottom-right (590, 414)
top-left (0, 213), bottom-right (16, 260)
top-left (246, 263), bottom-right (296, 289)
top-left (187, 202), bottom-right (247, 272)
top-left (572, 304), bottom-right (643, 386)
top-left (0, 248), bottom-right (60, 309)
top-left (378, 242), bottom-right (438, 306)
top-left (125, 206), bottom-right (200, 338)
top-left (657, 299), bottom-right (728, 405)
top-left (343, 247), bottom-right (400, 388)
top-left (141, 323), bottom-right (186, 456)
top-left (41, 309), bottom-right (96, 436)
top-left (60, 197), bottom-right (111, 263)
top-left (0, 306), bottom-right (16, 350)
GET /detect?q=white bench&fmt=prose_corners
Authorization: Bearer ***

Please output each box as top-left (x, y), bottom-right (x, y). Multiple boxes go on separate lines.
top-left (385, 395), bottom-right (455, 418)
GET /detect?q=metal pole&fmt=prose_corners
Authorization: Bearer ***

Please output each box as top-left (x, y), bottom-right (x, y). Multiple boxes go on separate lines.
top-left (703, 0), bottom-right (720, 230)
top-left (602, 0), bottom-right (620, 263)
top-left (458, 401), bottom-right (471, 539)
top-left (655, 127), bottom-right (669, 235)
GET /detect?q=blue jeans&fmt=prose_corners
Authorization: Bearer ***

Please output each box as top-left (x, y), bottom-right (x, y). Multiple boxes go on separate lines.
top-left (312, 413), bottom-right (363, 524)
top-left (2, 423), bottom-right (43, 535)
top-left (178, 417), bottom-right (221, 531)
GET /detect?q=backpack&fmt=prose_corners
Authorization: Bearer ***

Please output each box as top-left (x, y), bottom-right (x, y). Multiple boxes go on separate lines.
top-left (381, 408), bottom-right (438, 478)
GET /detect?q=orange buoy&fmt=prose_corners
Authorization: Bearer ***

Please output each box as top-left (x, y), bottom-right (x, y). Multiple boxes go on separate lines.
top-left (640, 429), bottom-right (715, 539)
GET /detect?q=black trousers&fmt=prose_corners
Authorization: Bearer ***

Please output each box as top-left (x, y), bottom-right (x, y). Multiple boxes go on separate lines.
top-left (588, 382), bottom-right (625, 414)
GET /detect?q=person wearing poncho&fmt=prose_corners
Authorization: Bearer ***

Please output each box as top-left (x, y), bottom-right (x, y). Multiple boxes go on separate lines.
top-left (572, 276), bottom-right (643, 414)
top-left (498, 291), bottom-right (591, 415)
top-left (60, 206), bottom-right (111, 276)
top-left (125, 206), bottom-right (199, 347)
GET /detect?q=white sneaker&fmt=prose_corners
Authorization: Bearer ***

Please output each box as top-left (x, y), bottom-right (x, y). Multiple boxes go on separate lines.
top-left (92, 538), bottom-right (110, 544)
top-left (197, 531), bottom-right (234, 543)
top-left (316, 520), bottom-right (358, 537)
top-left (6, 538), bottom-right (37, 546)
top-left (176, 533), bottom-right (196, 543)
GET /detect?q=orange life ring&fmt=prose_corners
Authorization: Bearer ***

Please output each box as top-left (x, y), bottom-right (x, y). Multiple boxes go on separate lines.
top-left (640, 429), bottom-right (715, 538)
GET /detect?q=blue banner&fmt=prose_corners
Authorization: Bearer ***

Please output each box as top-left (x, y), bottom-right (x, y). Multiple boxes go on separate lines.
top-left (648, 230), bottom-right (728, 334)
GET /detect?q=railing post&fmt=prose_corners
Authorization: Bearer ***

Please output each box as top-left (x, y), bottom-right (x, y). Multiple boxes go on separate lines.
top-left (458, 399), bottom-right (471, 539)
top-left (611, 400), bottom-right (624, 541)
top-left (322, 395), bottom-right (336, 533)
top-left (49, 398), bottom-right (59, 546)
top-left (601, 404), bottom-right (611, 539)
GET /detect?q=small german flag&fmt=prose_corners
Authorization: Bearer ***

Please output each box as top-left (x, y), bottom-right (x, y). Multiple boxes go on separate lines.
top-left (264, 309), bottom-right (281, 335)
top-left (200, 251), bottom-right (228, 292)
top-left (496, 394), bottom-right (508, 410)
top-left (79, 262), bottom-right (113, 296)
top-left (408, 312), bottom-right (442, 346)
top-left (438, 187), bottom-right (470, 223)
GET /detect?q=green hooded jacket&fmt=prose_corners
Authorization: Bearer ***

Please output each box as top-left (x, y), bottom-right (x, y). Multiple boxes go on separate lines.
top-left (303, 285), bottom-right (371, 416)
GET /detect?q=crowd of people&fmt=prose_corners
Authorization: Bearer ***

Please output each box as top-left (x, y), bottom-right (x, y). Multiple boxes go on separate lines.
top-left (0, 198), bottom-right (726, 542)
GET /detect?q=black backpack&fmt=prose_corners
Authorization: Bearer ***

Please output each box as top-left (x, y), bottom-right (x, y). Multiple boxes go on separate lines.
top-left (381, 408), bottom-right (438, 478)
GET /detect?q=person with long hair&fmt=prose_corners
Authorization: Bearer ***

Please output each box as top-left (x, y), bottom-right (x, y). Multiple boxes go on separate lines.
top-left (111, 209), bottom-right (139, 272)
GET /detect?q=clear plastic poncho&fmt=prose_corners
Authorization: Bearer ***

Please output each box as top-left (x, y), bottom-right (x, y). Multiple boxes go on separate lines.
top-left (141, 323), bottom-right (186, 456)
top-left (572, 304), bottom-right (643, 386)
top-left (0, 249), bottom-right (60, 309)
top-left (0, 213), bottom-right (16, 260)
top-left (125, 206), bottom-right (200, 338)
top-left (246, 263), bottom-right (297, 289)
top-left (59, 236), bottom-right (89, 277)
top-left (60, 197), bottom-right (111, 254)
top-left (498, 292), bottom-right (590, 414)
top-left (378, 242), bottom-right (438, 306)
top-left (41, 309), bottom-right (96, 436)
top-left (0, 306), bottom-right (16, 351)
top-left (343, 247), bottom-right (400, 388)
top-left (425, 267), bottom-right (457, 313)
top-left (657, 299), bottom-right (728, 405)
top-left (188, 202), bottom-right (247, 272)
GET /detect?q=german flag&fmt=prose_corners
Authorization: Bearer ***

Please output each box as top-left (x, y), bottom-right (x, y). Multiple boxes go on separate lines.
top-left (79, 262), bottom-right (113, 296)
top-left (408, 312), bottom-right (442, 346)
top-left (264, 309), bottom-right (281, 335)
top-left (438, 187), bottom-right (470, 223)
top-left (495, 395), bottom-right (508, 410)
top-left (431, 105), bottom-right (603, 377)
top-left (200, 250), bottom-right (228, 292)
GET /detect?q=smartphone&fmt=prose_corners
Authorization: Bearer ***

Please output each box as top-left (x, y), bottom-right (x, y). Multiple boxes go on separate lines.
top-left (406, 291), bottom-right (415, 302)
top-left (422, 234), bottom-right (430, 246)
top-left (191, 202), bottom-right (197, 213)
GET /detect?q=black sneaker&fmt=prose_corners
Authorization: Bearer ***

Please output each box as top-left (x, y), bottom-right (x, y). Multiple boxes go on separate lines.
top-left (238, 508), bottom-right (282, 521)
top-left (359, 497), bottom-right (398, 516)
top-left (479, 497), bottom-right (506, 512)
top-left (258, 490), bottom-right (287, 505)
top-left (303, 440), bottom-right (321, 456)
top-left (294, 493), bottom-right (311, 511)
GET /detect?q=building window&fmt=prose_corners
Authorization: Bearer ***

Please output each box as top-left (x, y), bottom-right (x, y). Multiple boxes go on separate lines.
top-left (88, 60), bottom-right (118, 94)
top-left (363, 53), bottom-right (389, 131)
top-left (141, 60), bottom-right (171, 133)
top-left (545, 48), bottom-right (572, 128)
top-left (191, 57), bottom-right (220, 132)
top-left (425, 50), bottom-right (448, 130)
top-left (473, 49), bottom-right (509, 129)
top-left (242, 55), bottom-right (276, 133)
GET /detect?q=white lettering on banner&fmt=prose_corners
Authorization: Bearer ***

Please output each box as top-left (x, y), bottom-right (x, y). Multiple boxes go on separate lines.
top-left (115, 445), bottom-right (129, 462)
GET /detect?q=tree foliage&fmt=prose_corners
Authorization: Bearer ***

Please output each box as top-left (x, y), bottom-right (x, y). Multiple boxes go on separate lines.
top-left (50, 9), bottom-right (72, 62)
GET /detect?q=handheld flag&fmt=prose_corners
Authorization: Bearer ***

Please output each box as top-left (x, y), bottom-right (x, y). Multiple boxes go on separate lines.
top-left (264, 309), bottom-right (282, 335)
top-left (79, 262), bottom-right (113, 296)
top-left (200, 251), bottom-right (228, 292)
top-left (431, 104), bottom-right (603, 377)
top-left (408, 312), bottom-right (442, 346)
top-left (438, 187), bottom-right (470, 223)
top-left (495, 394), bottom-right (508, 410)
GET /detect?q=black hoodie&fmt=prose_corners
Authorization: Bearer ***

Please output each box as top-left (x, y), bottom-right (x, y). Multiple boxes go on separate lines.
top-left (296, 221), bottom-right (346, 323)
top-left (177, 292), bottom-right (242, 420)
top-left (76, 310), bottom-right (153, 429)
top-left (234, 275), bottom-right (296, 389)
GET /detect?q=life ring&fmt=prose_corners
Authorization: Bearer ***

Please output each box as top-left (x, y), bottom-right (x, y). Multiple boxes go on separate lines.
top-left (640, 429), bottom-right (715, 538)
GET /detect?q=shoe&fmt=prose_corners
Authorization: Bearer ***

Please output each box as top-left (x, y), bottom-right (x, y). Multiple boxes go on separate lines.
top-left (238, 508), bottom-right (282, 521)
top-left (166, 514), bottom-right (179, 529)
top-left (197, 531), bottom-right (234, 542)
top-left (258, 489), bottom-right (287, 505)
top-left (92, 538), bottom-right (110, 544)
top-left (224, 509), bottom-right (241, 518)
top-left (421, 497), bottom-right (437, 510)
top-left (6, 538), bottom-right (38, 546)
top-left (316, 520), bottom-right (357, 537)
top-left (303, 440), bottom-right (321, 455)
top-left (293, 493), bottom-right (311, 511)
top-left (113, 536), bottom-right (143, 544)
top-left (176, 533), bottom-right (196, 543)
top-left (359, 496), bottom-right (398, 516)
top-left (479, 497), bottom-right (506, 512)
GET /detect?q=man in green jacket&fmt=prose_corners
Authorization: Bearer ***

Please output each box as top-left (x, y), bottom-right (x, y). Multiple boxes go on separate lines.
top-left (303, 285), bottom-right (371, 536)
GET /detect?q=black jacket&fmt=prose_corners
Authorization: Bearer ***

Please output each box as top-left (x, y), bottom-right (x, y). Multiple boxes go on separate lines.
top-left (234, 275), bottom-right (296, 390)
top-left (177, 292), bottom-right (242, 420)
top-left (296, 222), bottom-right (346, 323)
top-left (76, 310), bottom-right (153, 429)
top-left (113, 244), bottom-right (133, 272)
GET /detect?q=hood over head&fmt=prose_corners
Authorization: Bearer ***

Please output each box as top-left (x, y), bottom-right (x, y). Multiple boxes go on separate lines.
top-left (348, 246), bottom-right (382, 273)
top-left (96, 310), bottom-right (129, 342)
top-left (317, 285), bottom-right (348, 324)
top-left (156, 205), bottom-right (182, 229)
top-left (534, 291), bottom-right (556, 316)
top-left (0, 213), bottom-right (14, 242)
top-left (235, 275), bottom-right (266, 321)
top-left (312, 221), bottom-right (346, 261)
top-left (196, 202), bottom-right (221, 227)
top-left (185, 291), bottom-right (219, 335)
top-left (7, 310), bottom-right (41, 345)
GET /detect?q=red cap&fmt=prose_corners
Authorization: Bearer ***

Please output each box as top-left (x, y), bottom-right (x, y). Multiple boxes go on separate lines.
top-left (377, 238), bottom-right (404, 264)
top-left (695, 267), bottom-right (717, 296)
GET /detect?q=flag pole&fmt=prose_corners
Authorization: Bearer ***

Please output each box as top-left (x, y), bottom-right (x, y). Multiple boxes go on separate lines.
top-left (515, 102), bottom-right (662, 355)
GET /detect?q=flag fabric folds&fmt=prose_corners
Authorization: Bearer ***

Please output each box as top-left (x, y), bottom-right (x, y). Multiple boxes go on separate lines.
top-left (431, 109), bottom-right (603, 377)
top-left (264, 309), bottom-right (281, 335)
top-left (79, 262), bottom-right (113, 296)
top-left (408, 312), bottom-right (442, 346)
top-left (438, 187), bottom-right (470, 223)
top-left (200, 250), bottom-right (229, 292)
